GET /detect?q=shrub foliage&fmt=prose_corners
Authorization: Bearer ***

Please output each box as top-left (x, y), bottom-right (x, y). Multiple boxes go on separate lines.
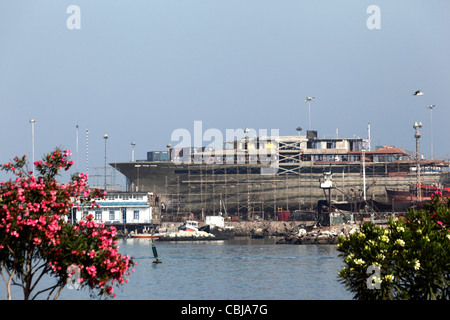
top-left (337, 192), bottom-right (450, 299)
top-left (0, 149), bottom-right (135, 299)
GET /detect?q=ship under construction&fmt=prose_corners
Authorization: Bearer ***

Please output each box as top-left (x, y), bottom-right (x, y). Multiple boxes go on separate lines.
top-left (111, 129), bottom-right (449, 221)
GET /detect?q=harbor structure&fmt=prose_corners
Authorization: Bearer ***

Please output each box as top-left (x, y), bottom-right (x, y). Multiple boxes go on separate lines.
top-left (111, 129), bottom-right (449, 222)
top-left (71, 191), bottom-right (157, 232)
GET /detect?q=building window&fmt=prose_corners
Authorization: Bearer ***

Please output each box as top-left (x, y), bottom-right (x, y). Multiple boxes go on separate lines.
top-left (133, 210), bottom-right (139, 220)
top-left (307, 141), bottom-right (317, 149)
top-left (82, 211), bottom-right (88, 220)
top-left (109, 210), bottom-right (115, 221)
top-left (95, 210), bottom-right (102, 221)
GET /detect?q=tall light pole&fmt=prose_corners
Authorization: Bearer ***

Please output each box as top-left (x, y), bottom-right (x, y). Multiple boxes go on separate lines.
top-left (413, 122), bottom-right (423, 201)
top-left (76, 125), bottom-right (79, 173)
top-left (426, 105), bottom-right (436, 160)
top-left (131, 141), bottom-right (136, 162)
top-left (362, 147), bottom-right (366, 201)
top-left (86, 129), bottom-right (89, 183)
top-left (103, 133), bottom-right (108, 191)
top-left (129, 141), bottom-right (136, 192)
top-left (304, 97), bottom-right (315, 130)
top-left (29, 119), bottom-right (36, 176)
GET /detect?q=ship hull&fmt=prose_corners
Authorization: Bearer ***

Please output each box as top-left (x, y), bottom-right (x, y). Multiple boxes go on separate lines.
top-left (112, 161), bottom-right (448, 217)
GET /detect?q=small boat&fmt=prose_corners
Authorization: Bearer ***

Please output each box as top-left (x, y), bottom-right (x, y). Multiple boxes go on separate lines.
top-left (199, 216), bottom-right (235, 240)
top-left (156, 230), bottom-right (216, 241)
top-left (129, 233), bottom-right (166, 239)
top-left (386, 184), bottom-right (450, 203)
top-left (178, 220), bottom-right (199, 232)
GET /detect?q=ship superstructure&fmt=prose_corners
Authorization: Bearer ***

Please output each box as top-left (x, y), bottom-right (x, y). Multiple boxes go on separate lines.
top-left (111, 130), bottom-right (448, 221)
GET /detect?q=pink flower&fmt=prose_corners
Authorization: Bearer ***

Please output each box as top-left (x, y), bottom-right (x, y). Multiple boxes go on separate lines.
top-left (87, 249), bottom-right (96, 258)
top-left (86, 266), bottom-right (97, 277)
top-left (437, 221), bottom-right (443, 226)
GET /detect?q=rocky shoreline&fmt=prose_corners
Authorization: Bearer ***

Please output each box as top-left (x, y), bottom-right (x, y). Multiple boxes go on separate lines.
top-left (275, 224), bottom-right (359, 245)
top-left (154, 221), bottom-right (359, 244)
top-left (226, 221), bottom-right (359, 244)
top-left (228, 221), bottom-right (315, 237)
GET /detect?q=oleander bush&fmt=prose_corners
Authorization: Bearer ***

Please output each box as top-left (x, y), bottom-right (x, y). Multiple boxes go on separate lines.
top-left (0, 149), bottom-right (135, 300)
top-left (337, 191), bottom-right (450, 299)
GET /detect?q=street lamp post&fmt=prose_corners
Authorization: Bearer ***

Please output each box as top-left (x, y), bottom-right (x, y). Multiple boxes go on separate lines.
top-left (362, 148), bottom-right (366, 201)
top-left (131, 141), bottom-right (136, 162)
top-left (29, 119), bottom-right (36, 176)
top-left (413, 122), bottom-right (423, 201)
top-left (86, 129), bottom-right (89, 183)
top-left (76, 125), bottom-right (79, 173)
top-left (304, 97), bottom-right (315, 130)
top-left (426, 105), bottom-right (436, 160)
top-left (103, 133), bottom-right (108, 191)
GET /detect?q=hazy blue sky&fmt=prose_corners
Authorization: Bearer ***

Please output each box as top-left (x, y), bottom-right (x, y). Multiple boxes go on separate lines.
top-left (1, 1), bottom-right (449, 186)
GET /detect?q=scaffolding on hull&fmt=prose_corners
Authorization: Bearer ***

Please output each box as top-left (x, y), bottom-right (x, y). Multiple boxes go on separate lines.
top-left (112, 133), bottom-right (449, 222)
top-left (147, 162), bottom-right (448, 222)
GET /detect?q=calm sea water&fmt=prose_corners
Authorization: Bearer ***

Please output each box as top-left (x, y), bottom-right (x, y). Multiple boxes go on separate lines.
top-left (1, 238), bottom-right (353, 300)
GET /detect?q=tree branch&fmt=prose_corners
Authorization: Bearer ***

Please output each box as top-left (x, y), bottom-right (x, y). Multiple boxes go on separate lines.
top-left (0, 265), bottom-right (16, 300)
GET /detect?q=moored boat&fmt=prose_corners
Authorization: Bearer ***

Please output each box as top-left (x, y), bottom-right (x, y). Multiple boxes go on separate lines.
top-left (386, 184), bottom-right (450, 203)
top-left (199, 224), bottom-right (235, 240)
top-left (129, 233), bottom-right (166, 239)
top-left (198, 215), bottom-right (235, 240)
top-left (178, 220), bottom-right (199, 232)
top-left (156, 230), bottom-right (216, 241)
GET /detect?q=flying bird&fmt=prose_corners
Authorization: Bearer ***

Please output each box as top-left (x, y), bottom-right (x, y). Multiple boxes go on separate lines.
top-left (413, 90), bottom-right (423, 96)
